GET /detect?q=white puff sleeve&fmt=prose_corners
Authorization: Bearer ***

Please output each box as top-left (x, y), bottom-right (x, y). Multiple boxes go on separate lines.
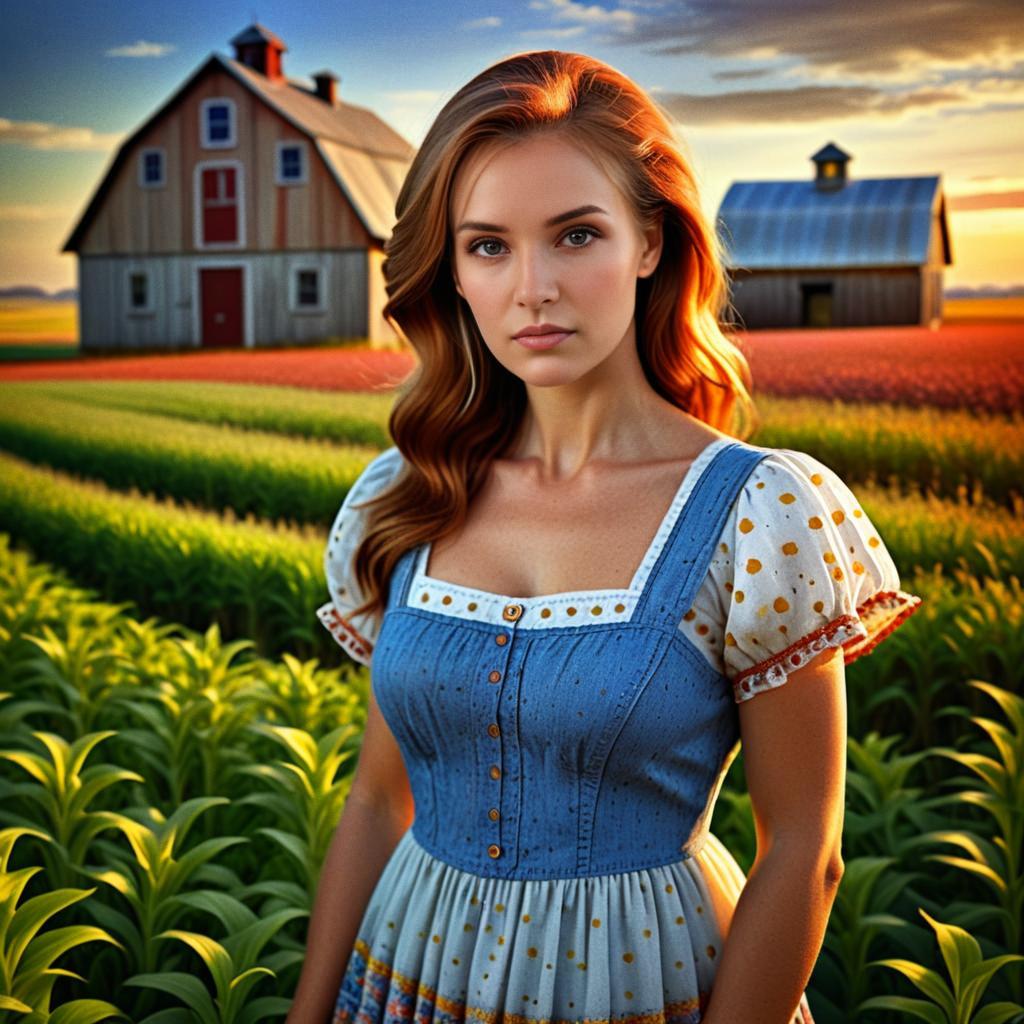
top-left (712, 448), bottom-right (922, 703)
top-left (316, 445), bottom-right (404, 667)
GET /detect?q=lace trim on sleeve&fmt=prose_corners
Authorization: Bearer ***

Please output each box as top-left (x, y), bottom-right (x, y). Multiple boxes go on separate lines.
top-left (316, 601), bottom-right (374, 667)
top-left (732, 588), bottom-right (922, 703)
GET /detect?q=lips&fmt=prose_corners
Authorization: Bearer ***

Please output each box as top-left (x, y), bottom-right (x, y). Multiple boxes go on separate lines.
top-left (514, 323), bottom-right (573, 338)
top-left (513, 329), bottom-right (574, 350)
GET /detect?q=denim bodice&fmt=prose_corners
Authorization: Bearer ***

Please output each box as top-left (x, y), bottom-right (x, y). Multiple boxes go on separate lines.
top-left (369, 440), bottom-right (773, 880)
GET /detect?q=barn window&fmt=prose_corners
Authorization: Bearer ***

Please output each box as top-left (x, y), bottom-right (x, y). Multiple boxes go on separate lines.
top-left (298, 269), bottom-right (319, 305)
top-left (197, 163), bottom-right (244, 247)
top-left (200, 98), bottom-right (237, 149)
top-left (127, 270), bottom-right (153, 314)
top-left (291, 266), bottom-right (326, 313)
top-left (139, 148), bottom-right (165, 188)
top-left (276, 141), bottom-right (308, 185)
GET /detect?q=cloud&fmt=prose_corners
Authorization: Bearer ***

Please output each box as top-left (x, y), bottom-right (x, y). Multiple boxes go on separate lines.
top-left (651, 76), bottom-right (1024, 126)
top-left (947, 190), bottom-right (1024, 211)
top-left (518, 25), bottom-right (589, 37)
top-left (712, 68), bottom-right (772, 81)
top-left (0, 117), bottom-right (123, 152)
top-left (463, 16), bottom-right (502, 29)
top-left (608, 0), bottom-right (1024, 80)
top-left (105, 40), bottom-right (176, 58)
top-left (655, 81), bottom-right (1019, 127)
top-left (528, 0), bottom-right (637, 29)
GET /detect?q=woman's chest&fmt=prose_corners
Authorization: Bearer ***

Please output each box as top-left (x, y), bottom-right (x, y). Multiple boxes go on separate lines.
top-left (424, 456), bottom-right (702, 598)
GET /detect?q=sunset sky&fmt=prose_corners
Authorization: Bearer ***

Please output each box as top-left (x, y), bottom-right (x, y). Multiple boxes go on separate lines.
top-left (2, 0), bottom-right (1022, 293)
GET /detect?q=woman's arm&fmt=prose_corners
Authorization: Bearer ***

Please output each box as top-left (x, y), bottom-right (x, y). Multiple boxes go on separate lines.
top-left (286, 686), bottom-right (416, 1024)
top-left (701, 644), bottom-right (848, 1024)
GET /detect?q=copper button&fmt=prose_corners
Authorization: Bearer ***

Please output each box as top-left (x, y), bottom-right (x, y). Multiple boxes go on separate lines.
top-left (487, 722), bottom-right (500, 738)
top-left (495, 633), bottom-right (508, 646)
top-left (488, 807), bottom-right (500, 820)
top-left (489, 764), bottom-right (501, 779)
top-left (488, 843), bottom-right (501, 858)
top-left (488, 670), bottom-right (502, 683)
top-left (502, 603), bottom-right (523, 621)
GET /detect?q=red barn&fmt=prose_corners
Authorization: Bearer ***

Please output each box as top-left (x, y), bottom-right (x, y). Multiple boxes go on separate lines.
top-left (61, 23), bottom-right (415, 352)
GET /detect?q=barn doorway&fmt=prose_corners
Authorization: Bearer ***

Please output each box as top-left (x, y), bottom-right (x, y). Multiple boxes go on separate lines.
top-left (199, 267), bottom-right (244, 347)
top-left (801, 282), bottom-right (834, 328)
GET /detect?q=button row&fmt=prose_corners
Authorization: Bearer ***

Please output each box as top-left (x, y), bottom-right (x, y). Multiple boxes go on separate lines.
top-left (485, 605), bottom-right (522, 860)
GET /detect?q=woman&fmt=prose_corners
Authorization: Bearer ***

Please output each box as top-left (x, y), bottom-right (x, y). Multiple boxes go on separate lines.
top-left (287, 50), bottom-right (922, 1024)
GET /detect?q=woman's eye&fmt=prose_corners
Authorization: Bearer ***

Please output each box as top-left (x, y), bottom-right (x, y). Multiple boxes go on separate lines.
top-left (471, 238), bottom-right (506, 257)
top-left (563, 227), bottom-right (598, 247)
top-left (467, 227), bottom-right (599, 258)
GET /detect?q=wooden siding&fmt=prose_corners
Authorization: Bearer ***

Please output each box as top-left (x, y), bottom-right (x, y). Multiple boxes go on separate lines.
top-left (78, 251), bottom-right (371, 351)
top-left (77, 68), bottom-right (369, 256)
top-left (728, 268), bottom-right (925, 329)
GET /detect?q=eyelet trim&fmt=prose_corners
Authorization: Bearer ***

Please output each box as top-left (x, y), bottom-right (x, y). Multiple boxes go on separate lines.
top-left (732, 589), bottom-right (922, 702)
top-left (316, 601), bottom-right (373, 666)
top-left (410, 583), bottom-right (636, 628)
top-left (405, 438), bottom-right (731, 628)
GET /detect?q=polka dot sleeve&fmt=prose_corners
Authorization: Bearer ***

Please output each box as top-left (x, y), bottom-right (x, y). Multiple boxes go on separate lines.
top-left (708, 449), bottom-right (922, 703)
top-left (316, 445), bottom-right (404, 667)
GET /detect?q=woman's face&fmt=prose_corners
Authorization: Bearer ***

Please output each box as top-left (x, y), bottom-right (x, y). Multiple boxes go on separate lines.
top-left (449, 132), bottom-right (662, 388)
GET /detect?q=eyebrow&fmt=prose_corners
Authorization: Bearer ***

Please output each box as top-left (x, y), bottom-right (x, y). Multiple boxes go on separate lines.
top-left (455, 204), bottom-right (610, 234)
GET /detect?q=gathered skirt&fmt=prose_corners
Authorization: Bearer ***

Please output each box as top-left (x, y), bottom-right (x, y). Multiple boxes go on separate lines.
top-left (333, 827), bottom-right (814, 1023)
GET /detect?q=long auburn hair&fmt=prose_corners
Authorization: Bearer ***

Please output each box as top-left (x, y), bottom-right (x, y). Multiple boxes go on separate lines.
top-left (344, 49), bottom-right (759, 629)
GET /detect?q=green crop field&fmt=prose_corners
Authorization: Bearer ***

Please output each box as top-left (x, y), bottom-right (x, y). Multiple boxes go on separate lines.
top-left (0, 374), bottom-right (1021, 1021)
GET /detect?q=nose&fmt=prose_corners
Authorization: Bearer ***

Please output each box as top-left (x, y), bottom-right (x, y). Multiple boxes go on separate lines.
top-left (514, 246), bottom-right (559, 308)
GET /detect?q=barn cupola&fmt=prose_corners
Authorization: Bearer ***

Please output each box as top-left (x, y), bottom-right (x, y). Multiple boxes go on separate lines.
top-left (312, 69), bottom-right (340, 106)
top-left (811, 142), bottom-right (851, 192)
top-left (230, 23), bottom-right (287, 82)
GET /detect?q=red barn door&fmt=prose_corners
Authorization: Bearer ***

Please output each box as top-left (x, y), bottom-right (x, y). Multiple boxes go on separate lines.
top-left (199, 267), bottom-right (243, 347)
top-left (201, 166), bottom-right (239, 244)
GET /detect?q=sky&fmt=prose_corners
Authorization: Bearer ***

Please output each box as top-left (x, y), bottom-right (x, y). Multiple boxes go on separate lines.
top-left (2, 0), bottom-right (1022, 293)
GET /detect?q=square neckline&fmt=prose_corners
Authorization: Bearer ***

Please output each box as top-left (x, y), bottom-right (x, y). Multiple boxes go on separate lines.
top-left (410, 436), bottom-right (731, 609)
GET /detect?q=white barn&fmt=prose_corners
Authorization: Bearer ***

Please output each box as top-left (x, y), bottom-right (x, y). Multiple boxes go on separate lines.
top-left (62, 23), bottom-right (415, 351)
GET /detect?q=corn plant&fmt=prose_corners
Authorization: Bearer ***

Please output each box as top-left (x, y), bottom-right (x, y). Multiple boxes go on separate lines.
top-left (78, 797), bottom-right (248, 981)
top-left (252, 652), bottom-right (368, 736)
top-left (122, 911), bottom-right (307, 1022)
top-left (940, 573), bottom-right (1024, 698)
top-left (233, 723), bottom-right (362, 901)
top-left (108, 625), bottom-right (270, 826)
top-left (0, 826), bottom-right (125, 1019)
top-left (816, 856), bottom-right (920, 1020)
top-left (0, 731), bottom-right (144, 890)
top-left (912, 682), bottom-right (1024, 1002)
top-left (15, 620), bottom-right (137, 737)
top-left (859, 908), bottom-right (1024, 1023)
top-left (842, 732), bottom-right (949, 858)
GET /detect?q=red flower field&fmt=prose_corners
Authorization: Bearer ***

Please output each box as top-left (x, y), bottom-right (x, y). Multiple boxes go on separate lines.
top-left (2, 323), bottom-right (1021, 412)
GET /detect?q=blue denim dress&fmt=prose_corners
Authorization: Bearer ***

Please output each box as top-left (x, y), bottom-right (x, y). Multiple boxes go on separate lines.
top-left (332, 439), bottom-right (817, 1023)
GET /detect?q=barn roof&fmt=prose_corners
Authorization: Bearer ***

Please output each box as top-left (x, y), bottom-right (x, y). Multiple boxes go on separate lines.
top-left (716, 175), bottom-right (951, 270)
top-left (62, 51), bottom-right (415, 252)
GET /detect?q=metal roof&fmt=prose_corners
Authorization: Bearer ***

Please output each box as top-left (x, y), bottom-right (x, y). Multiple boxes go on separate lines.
top-left (716, 175), bottom-right (951, 270)
top-left (62, 51), bottom-right (415, 251)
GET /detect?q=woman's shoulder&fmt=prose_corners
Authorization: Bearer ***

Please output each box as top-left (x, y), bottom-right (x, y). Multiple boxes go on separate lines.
top-left (693, 443), bottom-right (922, 702)
top-left (346, 444), bottom-right (405, 507)
top-left (316, 445), bottom-right (406, 666)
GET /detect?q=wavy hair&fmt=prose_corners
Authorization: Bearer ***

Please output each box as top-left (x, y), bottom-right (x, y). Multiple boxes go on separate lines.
top-left (345, 49), bottom-right (759, 628)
